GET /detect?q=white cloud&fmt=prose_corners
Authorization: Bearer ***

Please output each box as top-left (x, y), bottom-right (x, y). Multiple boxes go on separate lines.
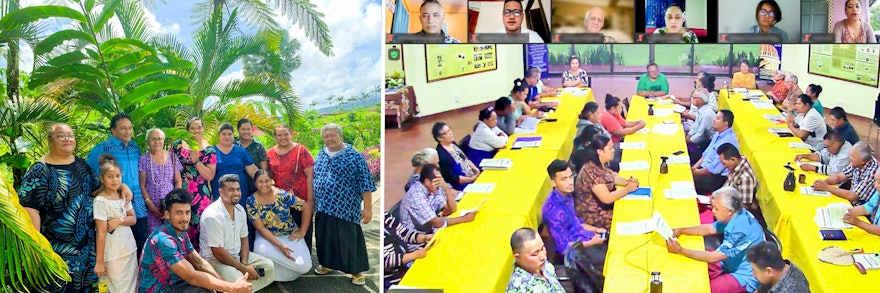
top-left (141, 8), bottom-right (179, 36)
top-left (18, 41), bottom-right (35, 73)
top-left (272, 0), bottom-right (383, 110)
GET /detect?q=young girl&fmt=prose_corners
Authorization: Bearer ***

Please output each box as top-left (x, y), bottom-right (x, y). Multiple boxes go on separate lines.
top-left (93, 154), bottom-right (138, 292)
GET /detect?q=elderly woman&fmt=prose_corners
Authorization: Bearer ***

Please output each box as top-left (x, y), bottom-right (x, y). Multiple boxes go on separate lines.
top-left (468, 107), bottom-right (508, 166)
top-left (267, 124), bottom-right (316, 251)
top-left (787, 95), bottom-right (827, 150)
top-left (406, 148), bottom-right (439, 192)
top-left (766, 70), bottom-right (790, 104)
top-left (575, 135), bottom-right (639, 230)
top-left (667, 187), bottom-right (765, 293)
top-left (652, 4), bottom-right (698, 43)
top-left (731, 59), bottom-right (756, 90)
top-left (139, 128), bottom-right (183, 232)
top-left (834, 0), bottom-right (876, 43)
top-left (171, 117), bottom-right (217, 251)
top-left (748, 0), bottom-right (789, 42)
top-left (433, 122), bottom-right (480, 191)
top-left (19, 123), bottom-right (100, 292)
top-left (312, 123), bottom-right (376, 286)
top-left (247, 170), bottom-right (313, 282)
top-left (562, 56), bottom-right (589, 88)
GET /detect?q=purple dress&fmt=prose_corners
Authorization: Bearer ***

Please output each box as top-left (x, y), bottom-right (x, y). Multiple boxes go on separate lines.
top-left (138, 151), bottom-right (182, 232)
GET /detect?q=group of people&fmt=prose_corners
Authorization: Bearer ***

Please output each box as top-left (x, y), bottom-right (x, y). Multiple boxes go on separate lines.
top-left (19, 114), bottom-right (377, 292)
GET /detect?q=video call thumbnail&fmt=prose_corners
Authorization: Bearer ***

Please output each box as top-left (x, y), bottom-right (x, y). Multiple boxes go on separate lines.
top-left (550, 0), bottom-right (635, 43)
top-left (386, 0), bottom-right (469, 43)
top-left (636, 0), bottom-right (718, 43)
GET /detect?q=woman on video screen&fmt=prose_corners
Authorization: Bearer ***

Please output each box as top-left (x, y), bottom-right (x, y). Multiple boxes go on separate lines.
top-left (832, 0), bottom-right (876, 43)
top-left (652, 3), bottom-right (698, 43)
top-left (747, 0), bottom-right (790, 42)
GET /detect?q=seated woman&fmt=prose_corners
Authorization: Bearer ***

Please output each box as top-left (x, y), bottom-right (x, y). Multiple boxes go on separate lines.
top-left (574, 135), bottom-right (639, 230)
top-left (731, 59), bottom-right (756, 90)
top-left (786, 94), bottom-right (827, 150)
top-left (844, 169), bottom-right (880, 236)
top-left (765, 70), bottom-right (790, 104)
top-left (652, 3), bottom-right (698, 43)
top-left (748, 0), bottom-right (789, 42)
top-left (433, 122), bottom-right (480, 190)
top-left (667, 187), bottom-right (765, 293)
top-left (247, 170), bottom-right (313, 282)
top-left (509, 78), bottom-right (539, 126)
top-left (468, 107), bottom-right (509, 166)
top-left (562, 56), bottom-right (589, 88)
top-left (833, 0), bottom-right (876, 43)
top-left (571, 125), bottom-right (604, 173)
top-left (383, 211), bottom-right (433, 290)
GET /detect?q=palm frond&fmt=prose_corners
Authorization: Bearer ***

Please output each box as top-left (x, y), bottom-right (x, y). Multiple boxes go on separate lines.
top-left (230, 0), bottom-right (280, 32)
top-left (114, 0), bottom-right (154, 41)
top-left (267, 0), bottom-right (333, 56)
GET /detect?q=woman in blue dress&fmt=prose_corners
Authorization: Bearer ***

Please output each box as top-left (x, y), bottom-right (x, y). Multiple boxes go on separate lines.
top-left (211, 122), bottom-right (259, 203)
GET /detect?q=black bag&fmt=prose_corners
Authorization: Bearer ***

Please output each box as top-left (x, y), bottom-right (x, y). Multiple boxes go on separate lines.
top-left (562, 240), bottom-right (606, 293)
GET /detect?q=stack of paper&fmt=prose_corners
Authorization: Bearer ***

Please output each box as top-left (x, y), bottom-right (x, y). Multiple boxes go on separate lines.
top-left (614, 212), bottom-right (676, 240)
top-left (512, 136), bottom-right (542, 148)
top-left (653, 109), bottom-right (674, 117)
top-left (733, 88), bottom-right (749, 93)
top-left (800, 186), bottom-right (831, 196)
top-left (796, 160), bottom-right (821, 168)
top-left (673, 104), bottom-right (687, 113)
top-left (664, 181), bottom-right (698, 199)
top-left (619, 142), bottom-right (647, 150)
top-left (768, 127), bottom-right (792, 134)
top-left (853, 253), bottom-right (880, 270)
top-left (697, 195), bottom-right (712, 205)
top-left (619, 161), bottom-right (650, 171)
top-left (514, 117), bottom-right (540, 134)
top-left (790, 142), bottom-right (813, 149)
top-left (666, 155), bottom-right (690, 164)
top-left (764, 114), bottom-right (786, 124)
top-left (751, 100), bottom-right (776, 109)
top-left (652, 124), bottom-right (679, 135)
top-left (814, 203), bottom-right (852, 229)
top-left (658, 99), bottom-right (674, 105)
top-left (747, 92), bottom-right (765, 98)
top-left (460, 198), bottom-right (488, 215)
top-left (463, 183), bottom-right (495, 193)
top-left (479, 158), bottom-right (513, 170)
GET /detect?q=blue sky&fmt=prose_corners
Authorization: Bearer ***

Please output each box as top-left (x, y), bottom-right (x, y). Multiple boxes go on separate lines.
top-left (17, 0), bottom-right (383, 109)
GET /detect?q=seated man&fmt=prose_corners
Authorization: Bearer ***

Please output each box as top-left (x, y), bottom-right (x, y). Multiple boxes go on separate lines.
top-left (781, 73), bottom-right (804, 113)
top-left (667, 187), bottom-right (765, 293)
top-left (543, 160), bottom-right (607, 268)
top-left (636, 63), bottom-right (669, 97)
top-left (413, 0), bottom-right (460, 43)
top-left (498, 0), bottom-right (545, 43)
top-left (506, 228), bottom-right (565, 293)
top-left (527, 67), bottom-right (558, 102)
top-left (745, 241), bottom-right (810, 292)
top-left (138, 188), bottom-right (252, 293)
top-left (399, 164), bottom-right (473, 236)
top-left (600, 95), bottom-right (645, 145)
top-left (494, 96), bottom-right (516, 135)
top-left (827, 107), bottom-right (860, 145)
top-left (200, 174), bottom-right (275, 292)
top-left (693, 110), bottom-right (739, 195)
top-left (683, 89), bottom-right (716, 163)
top-left (812, 141), bottom-right (879, 206)
top-left (844, 168), bottom-right (880, 236)
top-left (383, 211), bottom-right (433, 289)
top-left (718, 143), bottom-right (758, 211)
top-left (794, 130), bottom-right (852, 176)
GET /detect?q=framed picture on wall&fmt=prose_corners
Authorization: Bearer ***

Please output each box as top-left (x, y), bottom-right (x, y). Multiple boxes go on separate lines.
top-left (425, 44), bottom-right (498, 82)
top-left (808, 44), bottom-right (880, 87)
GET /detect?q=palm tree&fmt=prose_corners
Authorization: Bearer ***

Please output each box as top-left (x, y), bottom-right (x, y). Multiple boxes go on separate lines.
top-left (335, 94), bottom-right (346, 112)
top-left (346, 95), bottom-right (358, 110)
top-left (309, 100), bottom-right (318, 112)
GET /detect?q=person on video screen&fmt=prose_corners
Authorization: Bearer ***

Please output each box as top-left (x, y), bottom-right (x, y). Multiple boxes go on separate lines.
top-left (498, 0), bottom-right (545, 43)
top-left (652, 3), bottom-right (698, 43)
top-left (747, 0), bottom-right (790, 43)
top-left (584, 7), bottom-right (616, 43)
top-left (832, 0), bottom-right (876, 43)
top-left (414, 0), bottom-right (460, 43)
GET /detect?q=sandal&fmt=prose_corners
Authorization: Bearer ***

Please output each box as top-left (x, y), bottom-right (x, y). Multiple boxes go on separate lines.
top-left (351, 273), bottom-right (366, 286)
top-left (314, 265), bottom-right (334, 275)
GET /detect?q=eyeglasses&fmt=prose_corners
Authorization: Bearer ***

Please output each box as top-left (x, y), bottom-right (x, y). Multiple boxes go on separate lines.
top-left (503, 9), bottom-right (522, 17)
top-left (149, 137), bottom-right (166, 142)
top-left (759, 9), bottom-right (775, 18)
top-left (51, 135), bottom-right (75, 141)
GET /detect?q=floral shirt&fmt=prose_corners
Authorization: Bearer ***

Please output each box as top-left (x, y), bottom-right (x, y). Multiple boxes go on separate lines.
top-left (505, 262), bottom-right (565, 293)
top-left (562, 69), bottom-right (588, 86)
top-left (653, 27), bottom-right (698, 43)
top-left (575, 161), bottom-right (617, 230)
top-left (138, 221), bottom-right (196, 293)
top-left (246, 189), bottom-right (302, 236)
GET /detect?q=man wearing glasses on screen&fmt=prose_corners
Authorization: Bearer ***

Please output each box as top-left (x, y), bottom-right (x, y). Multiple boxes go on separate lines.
top-left (414, 0), bottom-right (460, 43)
top-left (498, 0), bottom-right (545, 43)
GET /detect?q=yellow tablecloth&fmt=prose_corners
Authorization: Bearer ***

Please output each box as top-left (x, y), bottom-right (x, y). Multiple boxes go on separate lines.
top-left (720, 91), bottom-right (880, 292)
top-left (604, 96), bottom-right (710, 292)
top-left (400, 89), bottom-right (594, 293)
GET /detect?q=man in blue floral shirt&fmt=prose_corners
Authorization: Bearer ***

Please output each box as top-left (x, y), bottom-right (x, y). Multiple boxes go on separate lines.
top-left (506, 228), bottom-right (565, 293)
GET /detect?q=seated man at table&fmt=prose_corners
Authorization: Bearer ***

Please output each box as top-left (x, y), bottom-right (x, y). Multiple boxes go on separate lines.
top-left (506, 228), bottom-right (566, 293)
top-left (383, 211), bottom-right (433, 289)
top-left (812, 141), bottom-right (879, 206)
top-left (495, 96), bottom-right (517, 135)
top-left (794, 131), bottom-right (852, 176)
top-left (637, 63), bottom-right (669, 98)
top-left (667, 187), bottom-right (765, 293)
top-left (745, 241), bottom-right (810, 292)
top-left (543, 160), bottom-right (607, 268)
top-left (827, 107), bottom-right (860, 145)
top-left (718, 143), bottom-right (758, 212)
top-left (844, 168), bottom-right (880, 236)
top-left (693, 110), bottom-right (739, 195)
top-left (527, 67), bottom-right (558, 101)
top-left (601, 95), bottom-right (645, 145)
top-left (400, 164), bottom-right (473, 236)
top-left (780, 73), bottom-right (804, 113)
top-left (683, 88), bottom-right (716, 163)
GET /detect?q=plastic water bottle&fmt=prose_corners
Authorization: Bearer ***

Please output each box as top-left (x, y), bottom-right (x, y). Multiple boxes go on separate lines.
top-left (650, 271), bottom-right (662, 293)
top-left (97, 276), bottom-right (109, 293)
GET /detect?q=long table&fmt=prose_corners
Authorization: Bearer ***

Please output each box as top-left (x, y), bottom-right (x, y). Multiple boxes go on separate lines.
top-left (719, 90), bottom-right (880, 292)
top-left (399, 90), bottom-right (593, 292)
top-left (603, 96), bottom-right (710, 292)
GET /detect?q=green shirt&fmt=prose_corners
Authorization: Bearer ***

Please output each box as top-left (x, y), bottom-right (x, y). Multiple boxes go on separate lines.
top-left (636, 73), bottom-right (669, 96)
top-left (812, 99), bottom-right (824, 117)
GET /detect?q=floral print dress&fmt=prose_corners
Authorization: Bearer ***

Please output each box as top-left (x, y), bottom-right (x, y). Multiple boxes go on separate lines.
top-left (171, 140), bottom-right (217, 251)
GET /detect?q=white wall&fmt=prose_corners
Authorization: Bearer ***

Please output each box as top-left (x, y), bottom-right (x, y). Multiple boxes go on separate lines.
top-left (471, 0), bottom-right (552, 33)
top-left (685, 0), bottom-right (707, 30)
top-left (402, 44), bottom-right (525, 117)
top-left (718, 0), bottom-right (800, 42)
top-left (781, 44), bottom-right (878, 119)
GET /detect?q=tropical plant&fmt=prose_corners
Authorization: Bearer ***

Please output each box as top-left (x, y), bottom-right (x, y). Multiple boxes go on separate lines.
top-left (0, 175), bottom-right (71, 291)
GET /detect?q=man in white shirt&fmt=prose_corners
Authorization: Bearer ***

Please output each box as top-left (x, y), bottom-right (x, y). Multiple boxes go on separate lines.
top-left (201, 174), bottom-right (275, 291)
top-left (795, 131), bottom-right (852, 175)
top-left (498, 0), bottom-right (545, 43)
top-left (684, 89), bottom-right (716, 163)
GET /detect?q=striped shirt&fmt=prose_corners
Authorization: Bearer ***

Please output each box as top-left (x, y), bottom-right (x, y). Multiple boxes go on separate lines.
top-left (383, 212), bottom-right (424, 287)
top-left (842, 158), bottom-right (879, 206)
top-left (816, 141), bottom-right (852, 175)
top-left (724, 156), bottom-right (757, 204)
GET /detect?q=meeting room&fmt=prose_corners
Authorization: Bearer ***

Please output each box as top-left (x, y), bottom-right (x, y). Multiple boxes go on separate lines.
top-left (383, 42), bottom-right (880, 292)
top-left (550, 0), bottom-right (636, 43)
